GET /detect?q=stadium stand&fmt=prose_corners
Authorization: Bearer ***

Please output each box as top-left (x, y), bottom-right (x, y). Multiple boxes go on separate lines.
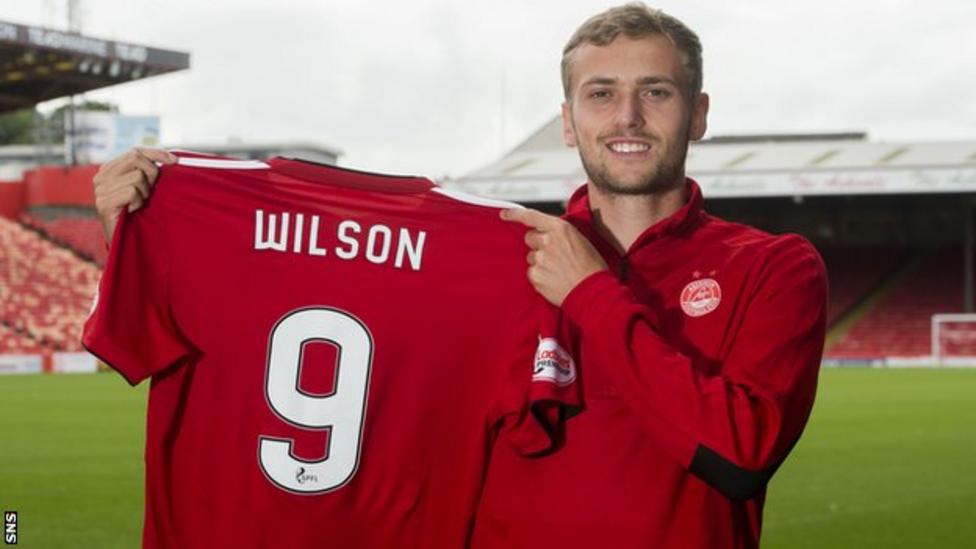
top-left (819, 245), bottom-right (909, 327)
top-left (19, 213), bottom-right (107, 266)
top-left (0, 216), bottom-right (100, 353)
top-left (0, 322), bottom-right (42, 354)
top-left (826, 247), bottom-right (964, 359)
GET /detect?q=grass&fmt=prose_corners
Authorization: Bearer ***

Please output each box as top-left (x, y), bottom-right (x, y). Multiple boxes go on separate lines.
top-left (1, 369), bottom-right (974, 547)
top-left (763, 368), bottom-right (976, 548)
top-left (0, 374), bottom-right (146, 548)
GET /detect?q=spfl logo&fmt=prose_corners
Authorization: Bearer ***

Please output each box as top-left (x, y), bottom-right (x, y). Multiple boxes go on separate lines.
top-left (295, 467), bottom-right (319, 486)
top-left (4, 510), bottom-right (16, 545)
top-left (532, 338), bottom-right (576, 387)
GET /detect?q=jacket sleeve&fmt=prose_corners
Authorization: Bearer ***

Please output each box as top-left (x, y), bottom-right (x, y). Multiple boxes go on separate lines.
top-left (560, 235), bottom-right (827, 500)
top-left (494, 289), bottom-right (582, 456)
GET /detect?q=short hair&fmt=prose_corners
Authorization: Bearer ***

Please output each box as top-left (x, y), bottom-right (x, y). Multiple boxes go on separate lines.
top-left (561, 3), bottom-right (703, 100)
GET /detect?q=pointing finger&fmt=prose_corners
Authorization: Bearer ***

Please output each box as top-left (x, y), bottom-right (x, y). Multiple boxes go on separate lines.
top-left (500, 207), bottom-right (560, 230)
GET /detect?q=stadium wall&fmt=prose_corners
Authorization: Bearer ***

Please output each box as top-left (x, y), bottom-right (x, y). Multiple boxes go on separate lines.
top-left (0, 352), bottom-right (98, 375)
top-left (0, 180), bottom-right (25, 219)
top-left (24, 165), bottom-right (99, 207)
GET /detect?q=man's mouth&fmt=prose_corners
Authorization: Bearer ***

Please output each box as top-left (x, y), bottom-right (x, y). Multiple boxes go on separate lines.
top-left (605, 141), bottom-right (651, 154)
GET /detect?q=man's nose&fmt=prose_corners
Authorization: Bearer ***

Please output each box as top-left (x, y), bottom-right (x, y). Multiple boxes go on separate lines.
top-left (617, 92), bottom-right (646, 130)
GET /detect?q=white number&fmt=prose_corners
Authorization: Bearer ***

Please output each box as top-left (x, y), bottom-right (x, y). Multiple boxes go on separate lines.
top-left (258, 308), bottom-right (373, 494)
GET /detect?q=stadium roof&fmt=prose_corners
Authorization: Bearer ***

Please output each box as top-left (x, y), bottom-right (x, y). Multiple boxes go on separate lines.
top-left (448, 116), bottom-right (976, 202)
top-left (0, 19), bottom-right (189, 114)
top-left (0, 141), bottom-right (344, 181)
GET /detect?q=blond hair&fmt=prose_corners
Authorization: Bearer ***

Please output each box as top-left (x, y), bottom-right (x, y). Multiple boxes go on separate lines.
top-left (561, 3), bottom-right (703, 100)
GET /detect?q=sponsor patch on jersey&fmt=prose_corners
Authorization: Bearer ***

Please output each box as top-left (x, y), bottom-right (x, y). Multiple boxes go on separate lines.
top-left (680, 277), bottom-right (722, 317)
top-left (532, 337), bottom-right (576, 386)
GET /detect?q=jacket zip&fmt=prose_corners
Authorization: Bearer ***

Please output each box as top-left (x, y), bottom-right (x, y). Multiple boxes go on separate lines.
top-left (619, 256), bottom-right (630, 282)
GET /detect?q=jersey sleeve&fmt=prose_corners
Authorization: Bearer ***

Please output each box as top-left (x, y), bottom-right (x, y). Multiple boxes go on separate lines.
top-left (492, 299), bottom-right (581, 456)
top-left (561, 234), bottom-right (827, 500)
top-left (82, 198), bottom-right (192, 385)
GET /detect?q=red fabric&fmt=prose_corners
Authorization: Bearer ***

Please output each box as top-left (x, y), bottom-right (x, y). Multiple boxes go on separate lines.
top-left (473, 180), bottom-right (827, 549)
top-left (83, 154), bottom-right (577, 549)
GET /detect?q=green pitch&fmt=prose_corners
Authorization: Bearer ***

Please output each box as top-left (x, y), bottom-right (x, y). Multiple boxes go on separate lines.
top-left (1, 369), bottom-right (974, 548)
top-left (0, 374), bottom-right (146, 548)
top-left (763, 368), bottom-right (976, 548)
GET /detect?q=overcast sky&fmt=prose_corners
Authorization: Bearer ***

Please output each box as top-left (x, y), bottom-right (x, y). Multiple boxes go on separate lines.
top-left (3, 0), bottom-right (974, 177)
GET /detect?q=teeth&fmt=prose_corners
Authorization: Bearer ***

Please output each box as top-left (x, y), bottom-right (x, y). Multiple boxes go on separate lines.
top-left (609, 142), bottom-right (649, 153)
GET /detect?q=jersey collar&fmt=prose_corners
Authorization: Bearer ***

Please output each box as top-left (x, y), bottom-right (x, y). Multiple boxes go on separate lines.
top-left (563, 178), bottom-right (706, 255)
top-left (267, 157), bottom-right (435, 194)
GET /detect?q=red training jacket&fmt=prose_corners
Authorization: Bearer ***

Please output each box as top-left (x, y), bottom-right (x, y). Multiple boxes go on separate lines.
top-left (472, 180), bottom-right (828, 549)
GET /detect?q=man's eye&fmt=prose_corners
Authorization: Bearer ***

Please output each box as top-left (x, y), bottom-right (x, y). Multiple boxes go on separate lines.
top-left (589, 90), bottom-right (611, 99)
top-left (645, 88), bottom-right (671, 98)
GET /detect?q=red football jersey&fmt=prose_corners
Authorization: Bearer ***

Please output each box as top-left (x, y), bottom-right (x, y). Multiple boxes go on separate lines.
top-left (83, 154), bottom-right (578, 549)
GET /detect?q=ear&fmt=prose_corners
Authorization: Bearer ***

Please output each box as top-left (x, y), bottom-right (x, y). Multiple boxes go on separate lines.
top-left (561, 101), bottom-right (578, 148)
top-left (689, 92), bottom-right (709, 141)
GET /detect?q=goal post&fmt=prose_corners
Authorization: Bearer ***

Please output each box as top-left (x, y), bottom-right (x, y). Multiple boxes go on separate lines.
top-left (931, 314), bottom-right (976, 366)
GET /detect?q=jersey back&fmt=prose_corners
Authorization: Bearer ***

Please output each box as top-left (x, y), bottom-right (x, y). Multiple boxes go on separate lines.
top-left (83, 154), bottom-right (576, 549)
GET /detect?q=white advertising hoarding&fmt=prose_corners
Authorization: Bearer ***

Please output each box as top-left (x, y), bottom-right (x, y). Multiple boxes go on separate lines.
top-left (0, 354), bottom-right (43, 375)
top-left (450, 167), bottom-right (976, 203)
top-left (52, 352), bottom-right (98, 374)
top-left (71, 111), bottom-right (160, 164)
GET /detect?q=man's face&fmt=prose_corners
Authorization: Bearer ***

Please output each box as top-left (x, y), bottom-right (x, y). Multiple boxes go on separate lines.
top-left (562, 35), bottom-right (709, 196)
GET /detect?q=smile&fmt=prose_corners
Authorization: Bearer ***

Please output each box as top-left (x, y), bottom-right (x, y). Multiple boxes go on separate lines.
top-left (606, 142), bottom-right (650, 153)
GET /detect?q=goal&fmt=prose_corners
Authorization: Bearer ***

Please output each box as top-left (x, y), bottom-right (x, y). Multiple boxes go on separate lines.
top-left (931, 314), bottom-right (976, 366)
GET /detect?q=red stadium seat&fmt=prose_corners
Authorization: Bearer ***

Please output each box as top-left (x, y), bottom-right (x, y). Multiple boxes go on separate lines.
top-left (826, 248), bottom-right (965, 359)
top-left (0, 216), bottom-right (101, 354)
top-left (19, 213), bottom-right (107, 266)
top-left (819, 245), bottom-right (908, 328)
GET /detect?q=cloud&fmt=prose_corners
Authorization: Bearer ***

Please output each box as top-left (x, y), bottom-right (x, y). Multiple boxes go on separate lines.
top-left (11, 0), bottom-right (974, 176)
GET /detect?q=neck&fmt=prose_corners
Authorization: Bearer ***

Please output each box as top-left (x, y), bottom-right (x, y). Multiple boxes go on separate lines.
top-left (587, 179), bottom-right (689, 253)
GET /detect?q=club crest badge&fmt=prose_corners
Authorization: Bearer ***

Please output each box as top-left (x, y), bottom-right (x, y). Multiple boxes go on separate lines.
top-left (680, 277), bottom-right (721, 317)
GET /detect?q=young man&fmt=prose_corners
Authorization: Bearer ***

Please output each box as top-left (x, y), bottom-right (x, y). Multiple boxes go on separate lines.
top-left (92, 4), bottom-right (826, 548)
top-left (472, 5), bottom-right (826, 549)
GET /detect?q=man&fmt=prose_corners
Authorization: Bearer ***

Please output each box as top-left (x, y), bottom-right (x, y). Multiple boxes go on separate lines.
top-left (472, 5), bottom-right (826, 549)
top-left (93, 4), bottom-right (826, 548)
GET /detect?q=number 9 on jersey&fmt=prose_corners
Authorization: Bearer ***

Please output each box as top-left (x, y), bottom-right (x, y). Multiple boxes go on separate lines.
top-left (258, 308), bottom-right (374, 494)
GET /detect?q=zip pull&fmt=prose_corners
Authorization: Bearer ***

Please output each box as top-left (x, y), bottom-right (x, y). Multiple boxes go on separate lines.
top-left (619, 257), bottom-right (630, 282)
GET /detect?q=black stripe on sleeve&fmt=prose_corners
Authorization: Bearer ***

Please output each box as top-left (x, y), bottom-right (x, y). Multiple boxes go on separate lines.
top-left (688, 443), bottom-right (793, 501)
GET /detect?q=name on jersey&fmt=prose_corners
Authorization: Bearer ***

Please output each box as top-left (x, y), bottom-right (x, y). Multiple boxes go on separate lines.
top-left (253, 209), bottom-right (427, 271)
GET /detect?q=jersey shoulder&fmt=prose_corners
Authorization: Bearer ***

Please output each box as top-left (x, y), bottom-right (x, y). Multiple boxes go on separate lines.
top-left (700, 213), bottom-right (825, 279)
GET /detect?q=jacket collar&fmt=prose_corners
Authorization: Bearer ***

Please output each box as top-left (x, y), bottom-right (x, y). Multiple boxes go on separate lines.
top-left (563, 178), bottom-right (705, 254)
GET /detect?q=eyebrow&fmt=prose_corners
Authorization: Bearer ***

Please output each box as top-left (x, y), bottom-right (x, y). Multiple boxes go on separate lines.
top-left (580, 75), bottom-right (681, 88)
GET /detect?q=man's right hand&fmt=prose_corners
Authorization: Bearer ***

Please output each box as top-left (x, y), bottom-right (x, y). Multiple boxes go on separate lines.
top-left (93, 148), bottom-right (178, 241)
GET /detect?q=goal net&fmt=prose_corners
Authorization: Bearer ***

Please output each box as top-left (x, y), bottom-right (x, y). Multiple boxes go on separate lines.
top-left (931, 314), bottom-right (976, 366)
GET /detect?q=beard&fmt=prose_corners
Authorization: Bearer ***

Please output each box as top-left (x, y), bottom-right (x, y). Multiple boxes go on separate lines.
top-left (576, 124), bottom-right (691, 196)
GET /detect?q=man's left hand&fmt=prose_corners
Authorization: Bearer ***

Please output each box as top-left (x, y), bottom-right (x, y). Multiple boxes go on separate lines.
top-left (501, 208), bottom-right (608, 307)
